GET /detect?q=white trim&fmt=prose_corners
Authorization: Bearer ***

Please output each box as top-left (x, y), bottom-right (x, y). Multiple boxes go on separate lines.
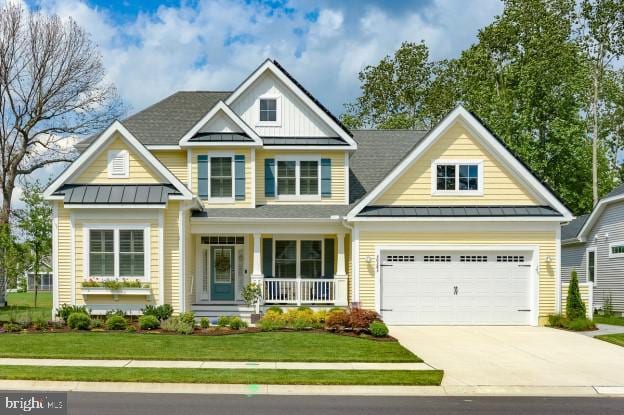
top-left (82, 224), bottom-right (151, 282)
top-left (586, 247), bottom-right (597, 285)
top-left (608, 241), bottom-right (624, 258)
top-left (256, 94), bottom-right (282, 127)
top-left (187, 148), bottom-right (192, 189)
top-left (373, 244), bottom-right (540, 326)
top-left (251, 148), bottom-right (256, 207)
top-left (430, 159), bottom-right (484, 196)
top-left (178, 101), bottom-right (262, 147)
top-left (158, 211), bottom-right (165, 305)
top-left (70, 214), bottom-right (76, 305)
top-left (578, 194), bottom-right (624, 242)
top-left (354, 220), bottom-right (560, 233)
top-left (346, 106), bottom-right (572, 220)
top-left (352, 225), bottom-right (360, 304)
top-left (189, 221), bottom-right (344, 235)
top-left (555, 225), bottom-right (562, 313)
top-left (64, 204), bottom-right (166, 209)
top-left (43, 121), bottom-right (193, 200)
top-left (178, 207), bottom-right (186, 312)
top-left (225, 60), bottom-right (357, 149)
top-left (146, 145), bottom-right (181, 150)
top-left (107, 149), bottom-right (129, 178)
top-left (206, 152), bottom-right (235, 203)
top-left (344, 152), bottom-right (350, 205)
top-left (52, 202), bottom-right (59, 314)
top-left (271, 236), bottom-right (325, 278)
top-left (274, 155), bottom-right (321, 201)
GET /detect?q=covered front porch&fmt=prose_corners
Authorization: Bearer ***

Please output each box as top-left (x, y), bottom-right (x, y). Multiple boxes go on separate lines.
top-left (189, 218), bottom-right (349, 314)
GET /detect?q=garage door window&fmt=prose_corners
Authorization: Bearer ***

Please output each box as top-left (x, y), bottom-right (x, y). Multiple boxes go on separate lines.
top-left (460, 255), bottom-right (488, 262)
top-left (424, 255), bottom-right (451, 262)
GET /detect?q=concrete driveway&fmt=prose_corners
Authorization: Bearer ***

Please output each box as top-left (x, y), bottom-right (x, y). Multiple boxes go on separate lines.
top-left (391, 326), bottom-right (624, 387)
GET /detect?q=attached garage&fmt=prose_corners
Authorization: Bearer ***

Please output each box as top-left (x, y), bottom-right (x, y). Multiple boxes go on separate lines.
top-left (379, 248), bottom-right (536, 325)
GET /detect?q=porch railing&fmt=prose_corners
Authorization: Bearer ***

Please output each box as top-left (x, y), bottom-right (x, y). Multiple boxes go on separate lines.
top-left (263, 278), bottom-right (336, 305)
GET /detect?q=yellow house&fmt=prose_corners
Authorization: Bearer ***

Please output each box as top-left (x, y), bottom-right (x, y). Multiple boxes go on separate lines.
top-left (44, 60), bottom-right (573, 325)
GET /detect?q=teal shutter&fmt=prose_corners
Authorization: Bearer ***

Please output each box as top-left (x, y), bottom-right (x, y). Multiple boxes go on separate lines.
top-left (321, 158), bottom-right (331, 197)
top-left (324, 238), bottom-right (334, 278)
top-left (234, 155), bottom-right (245, 200)
top-left (198, 155), bottom-right (208, 199)
top-left (265, 158), bottom-right (275, 197)
top-left (262, 238), bottom-right (273, 277)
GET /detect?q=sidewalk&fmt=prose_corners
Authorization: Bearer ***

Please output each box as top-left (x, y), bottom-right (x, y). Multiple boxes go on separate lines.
top-left (0, 358), bottom-right (434, 371)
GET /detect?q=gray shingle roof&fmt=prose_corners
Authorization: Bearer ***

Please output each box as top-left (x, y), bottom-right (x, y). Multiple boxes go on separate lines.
top-left (359, 205), bottom-right (563, 217)
top-left (55, 184), bottom-right (181, 204)
top-left (349, 129), bottom-right (428, 204)
top-left (192, 204), bottom-right (350, 219)
top-left (190, 132), bottom-right (253, 142)
top-left (604, 183), bottom-right (624, 199)
top-left (561, 213), bottom-right (590, 241)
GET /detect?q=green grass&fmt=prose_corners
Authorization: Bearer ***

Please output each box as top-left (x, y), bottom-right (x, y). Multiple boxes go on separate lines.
top-left (596, 333), bottom-right (624, 348)
top-left (0, 365), bottom-right (443, 385)
top-left (0, 332), bottom-right (421, 362)
top-left (0, 292), bottom-right (52, 322)
top-left (594, 315), bottom-right (624, 326)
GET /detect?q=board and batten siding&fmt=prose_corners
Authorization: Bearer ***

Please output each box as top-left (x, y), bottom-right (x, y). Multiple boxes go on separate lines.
top-left (230, 72), bottom-right (335, 138)
top-left (562, 200), bottom-right (624, 313)
top-left (73, 136), bottom-right (160, 184)
top-left (373, 124), bottom-right (541, 206)
top-left (152, 150), bottom-right (188, 184)
top-left (255, 150), bottom-right (346, 205)
top-left (357, 230), bottom-right (557, 325)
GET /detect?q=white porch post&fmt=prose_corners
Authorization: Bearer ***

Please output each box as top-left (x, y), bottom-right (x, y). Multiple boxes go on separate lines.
top-left (334, 232), bottom-right (348, 306)
top-left (251, 233), bottom-right (264, 312)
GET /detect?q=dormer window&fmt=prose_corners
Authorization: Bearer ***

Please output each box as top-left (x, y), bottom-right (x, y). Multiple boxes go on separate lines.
top-left (431, 160), bottom-right (483, 195)
top-left (257, 95), bottom-right (281, 126)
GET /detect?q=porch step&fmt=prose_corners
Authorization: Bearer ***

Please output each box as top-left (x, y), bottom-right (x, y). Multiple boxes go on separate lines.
top-left (191, 304), bottom-right (255, 323)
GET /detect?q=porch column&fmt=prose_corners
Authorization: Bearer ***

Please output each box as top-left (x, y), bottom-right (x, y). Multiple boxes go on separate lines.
top-left (251, 233), bottom-right (264, 312)
top-left (334, 232), bottom-right (348, 306)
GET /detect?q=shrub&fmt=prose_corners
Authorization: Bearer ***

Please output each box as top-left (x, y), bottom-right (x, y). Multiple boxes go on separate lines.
top-left (142, 304), bottom-right (173, 321)
top-left (217, 316), bottom-right (231, 327)
top-left (90, 318), bottom-right (104, 329)
top-left (349, 308), bottom-right (379, 329)
top-left (325, 310), bottom-right (350, 329)
top-left (106, 309), bottom-right (125, 318)
top-left (126, 326), bottom-right (137, 333)
top-left (17, 314), bottom-right (32, 328)
top-left (106, 315), bottom-right (127, 330)
top-left (283, 309), bottom-right (321, 330)
top-left (160, 317), bottom-right (179, 332)
top-left (67, 313), bottom-right (91, 330)
top-left (3, 323), bottom-right (22, 332)
top-left (329, 307), bottom-right (344, 313)
top-left (257, 310), bottom-right (286, 331)
top-left (369, 321), bottom-right (389, 337)
top-left (241, 282), bottom-right (262, 307)
top-left (566, 271), bottom-right (586, 320)
top-left (179, 311), bottom-right (196, 326)
top-left (229, 316), bottom-right (248, 330)
top-left (603, 293), bottom-right (614, 317)
top-left (176, 321), bottom-right (194, 335)
top-left (200, 317), bottom-right (210, 329)
top-left (297, 306), bottom-right (312, 312)
top-left (547, 313), bottom-right (567, 328)
top-left (266, 306), bottom-right (284, 314)
top-left (32, 316), bottom-right (48, 331)
top-left (56, 304), bottom-right (88, 322)
top-left (565, 318), bottom-right (596, 331)
top-left (139, 315), bottom-right (160, 330)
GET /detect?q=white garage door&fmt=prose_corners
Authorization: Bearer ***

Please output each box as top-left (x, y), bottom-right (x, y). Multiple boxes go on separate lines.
top-left (380, 250), bottom-right (533, 325)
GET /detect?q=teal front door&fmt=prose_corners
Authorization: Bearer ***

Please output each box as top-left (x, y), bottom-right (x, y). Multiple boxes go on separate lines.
top-left (211, 246), bottom-right (235, 301)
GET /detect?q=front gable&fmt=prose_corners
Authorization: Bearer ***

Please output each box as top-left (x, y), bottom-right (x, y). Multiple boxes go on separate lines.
top-left (373, 123), bottom-right (540, 206)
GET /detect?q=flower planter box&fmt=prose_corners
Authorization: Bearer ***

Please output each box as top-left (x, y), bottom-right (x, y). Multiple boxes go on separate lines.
top-left (81, 287), bottom-right (151, 300)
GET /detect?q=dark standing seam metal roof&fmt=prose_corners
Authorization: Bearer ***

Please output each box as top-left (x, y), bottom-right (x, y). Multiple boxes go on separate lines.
top-left (561, 213), bottom-right (590, 241)
top-left (358, 205), bottom-right (563, 217)
top-left (190, 132), bottom-right (253, 142)
top-left (54, 184), bottom-right (181, 204)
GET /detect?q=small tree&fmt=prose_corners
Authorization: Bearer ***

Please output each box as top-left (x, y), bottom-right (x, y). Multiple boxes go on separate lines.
top-left (16, 182), bottom-right (52, 308)
top-left (566, 270), bottom-right (587, 320)
top-left (241, 283), bottom-right (262, 314)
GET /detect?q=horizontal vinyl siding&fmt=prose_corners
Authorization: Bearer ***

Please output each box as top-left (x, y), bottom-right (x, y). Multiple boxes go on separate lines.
top-left (74, 136), bottom-right (160, 184)
top-left (255, 150), bottom-right (346, 205)
top-left (374, 125), bottom-right (541, 206)
top-left (164, 202), bottom-right (181, 312)
top-left (57, 207), bottom-right (72, 306)
top-left (152, 150), bottom-right (188, 184)
top-left (357, 230), bottom-right (557, 324)
top-left (561, 282), bottom-right (592, 318)
top-left (561, 243), bottom-right (587, 283)
top-left (190, 148), bottom-right (253, 208)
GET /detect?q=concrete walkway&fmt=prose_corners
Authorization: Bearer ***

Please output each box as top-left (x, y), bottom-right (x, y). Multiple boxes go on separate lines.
top-left (583, 324), bottom-right (624, 337)
top-left (0, 358), bottom-right (433, 371)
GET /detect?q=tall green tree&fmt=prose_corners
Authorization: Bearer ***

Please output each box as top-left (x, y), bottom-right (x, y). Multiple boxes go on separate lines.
top-left (16, 182), bottom-right (52, 308)
top-left (0, 224), bottom-right (29, 306)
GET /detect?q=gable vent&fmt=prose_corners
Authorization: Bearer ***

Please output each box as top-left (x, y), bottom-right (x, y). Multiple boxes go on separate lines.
top-left (108, 150), bottom-right (129, 178)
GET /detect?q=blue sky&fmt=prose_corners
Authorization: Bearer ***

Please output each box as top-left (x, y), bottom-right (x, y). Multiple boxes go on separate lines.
top-left (8, 0), bottom-right (503, 204)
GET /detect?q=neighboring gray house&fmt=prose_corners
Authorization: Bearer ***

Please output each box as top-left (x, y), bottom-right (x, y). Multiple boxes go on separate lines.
top-left (562, 185), bottom-right (624, 315)
top-left (25, 261), bottom-right (53, 292)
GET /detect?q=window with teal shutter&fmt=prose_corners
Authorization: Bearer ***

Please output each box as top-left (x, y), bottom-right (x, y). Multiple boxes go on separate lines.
top-left (234, 155), bottom-right (245, 200)
top-left (321, 158), bottom-right (331, 197)
top-left (198, 155), bottom-right (208, 199)
top-left (265, 159), bottom-right (275, 197)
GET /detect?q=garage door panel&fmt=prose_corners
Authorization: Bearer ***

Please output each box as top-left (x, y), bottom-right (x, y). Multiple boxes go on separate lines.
top-left (380, 250), bottom-right (532, 325)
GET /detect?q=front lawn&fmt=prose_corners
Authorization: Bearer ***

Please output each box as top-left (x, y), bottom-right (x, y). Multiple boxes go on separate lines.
top-left (0, 292), bottom-right (52, 322)
top-left (594, 315), bottom-right (624, 326)
top-left (0, 331), bottom-right (421, 362)
top-left (596, 333), bottom-right (624, 348)
top-left (0, 365), bottom-right (442, 385)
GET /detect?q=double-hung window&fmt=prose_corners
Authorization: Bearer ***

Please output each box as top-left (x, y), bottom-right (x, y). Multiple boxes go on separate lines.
top-left (258, 96), bottom-right (280, 126)
top-left (87, 227), bottom-right (148, 279)
top-left (274, 239), bottom-right (323, 278)
top-left (210, 156), bottom-right (233, 199)
top-left (433, 160), bottom-right (483, 195)
top-left (276, 158), bottom-right (320, 199)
